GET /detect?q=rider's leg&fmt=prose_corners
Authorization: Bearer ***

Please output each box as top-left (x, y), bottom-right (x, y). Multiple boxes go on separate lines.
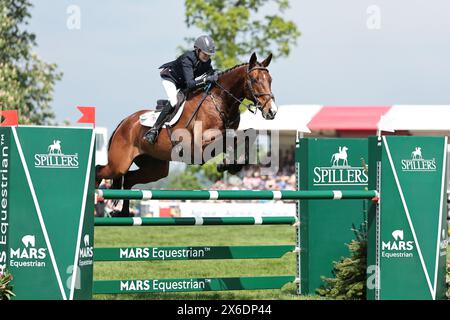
top-left (144, 80), bottom-right (178, 144)
top-left (162, 79), bottom-right (179, 106)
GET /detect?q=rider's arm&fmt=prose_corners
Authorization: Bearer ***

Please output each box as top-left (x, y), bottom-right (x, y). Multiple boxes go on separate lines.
top-left (181, 55), bottom-right (203, 90)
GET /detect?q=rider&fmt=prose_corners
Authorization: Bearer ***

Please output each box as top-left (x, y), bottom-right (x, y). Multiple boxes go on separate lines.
top-left (144, 35), bottom-right (219, 144)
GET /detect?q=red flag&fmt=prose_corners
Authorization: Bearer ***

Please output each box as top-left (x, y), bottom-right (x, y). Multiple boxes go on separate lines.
top-left (0, 110), bottom-right (19, 126)
top-left (77, 106), bottom-right (96, 127)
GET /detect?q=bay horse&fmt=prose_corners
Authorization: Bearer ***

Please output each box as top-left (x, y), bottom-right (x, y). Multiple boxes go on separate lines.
top-left (96, 52), bottom-right (278, 216)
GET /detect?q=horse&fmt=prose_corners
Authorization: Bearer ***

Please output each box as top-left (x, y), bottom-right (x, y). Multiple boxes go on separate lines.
top-left (96, 52), bottom-right (278, 216)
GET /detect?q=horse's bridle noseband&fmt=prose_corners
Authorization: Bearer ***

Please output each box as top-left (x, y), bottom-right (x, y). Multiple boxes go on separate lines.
top-left (246, 66), bottom-right (275, 113)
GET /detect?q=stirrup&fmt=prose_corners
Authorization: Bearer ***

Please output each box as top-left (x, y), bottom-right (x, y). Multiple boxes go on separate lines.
top-left (144, 129), bottom-right (159, 144)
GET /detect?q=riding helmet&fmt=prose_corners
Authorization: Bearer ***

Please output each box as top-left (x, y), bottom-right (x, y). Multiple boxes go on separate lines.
top-left (194, 35), bottom-right (216, 56)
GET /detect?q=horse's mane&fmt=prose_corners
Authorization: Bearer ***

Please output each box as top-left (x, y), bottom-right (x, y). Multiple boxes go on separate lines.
top-left (218, 63), bottom-right (249, 77)
top-left (188, 62), bottom-right (251, 97)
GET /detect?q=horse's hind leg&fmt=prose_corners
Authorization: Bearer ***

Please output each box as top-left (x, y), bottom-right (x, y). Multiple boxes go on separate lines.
top-left (96, 136), bottom-right (139, 216)
top-left (96, 152), bottom-right (136, 181)
top-left (120, 155), bottom-right (170, 216)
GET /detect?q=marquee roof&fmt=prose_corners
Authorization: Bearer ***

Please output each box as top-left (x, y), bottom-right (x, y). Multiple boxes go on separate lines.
top-left (238, 105), bottom-right (450, 132)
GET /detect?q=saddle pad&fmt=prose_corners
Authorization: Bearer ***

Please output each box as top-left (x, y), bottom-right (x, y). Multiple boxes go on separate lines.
top-left (139, 101), bottom-right (185, 128)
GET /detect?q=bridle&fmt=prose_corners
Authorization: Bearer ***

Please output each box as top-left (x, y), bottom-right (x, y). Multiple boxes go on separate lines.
top-left (246, 66), bottom-right (275, 113)
top-left (184, 64), bottom-right (276, 131)
top-left (213, 65), bottom-right (275, 114)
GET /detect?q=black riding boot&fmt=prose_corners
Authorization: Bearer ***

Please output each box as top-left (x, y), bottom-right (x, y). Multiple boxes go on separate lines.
top-left (144, 105), bottom-right (173, 144)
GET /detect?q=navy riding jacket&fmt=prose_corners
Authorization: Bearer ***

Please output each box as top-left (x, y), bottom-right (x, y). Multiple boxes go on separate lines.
top-left (159, 50), bottom-right (214, 91)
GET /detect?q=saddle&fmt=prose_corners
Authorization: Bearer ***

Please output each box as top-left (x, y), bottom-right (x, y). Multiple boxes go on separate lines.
top-left (155, 91), bottom-right (186, 123)
top-left (139, 91), bottom-right (186, 128)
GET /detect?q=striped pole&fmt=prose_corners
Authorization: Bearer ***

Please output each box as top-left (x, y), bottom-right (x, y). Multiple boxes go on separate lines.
top-left (96, 189), bottom-right (378, 201)
top-left (94, 216), bottom-right (297, 226)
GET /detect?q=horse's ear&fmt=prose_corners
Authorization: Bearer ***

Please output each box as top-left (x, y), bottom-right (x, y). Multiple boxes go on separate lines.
top-left (249, 52), bottom-right (257, 68)
top-left (262, 53), bottom-right (272, 67)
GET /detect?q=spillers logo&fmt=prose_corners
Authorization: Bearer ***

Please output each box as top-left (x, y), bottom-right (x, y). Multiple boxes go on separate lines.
top-left (401, 147), bottom-right (436, 172)
top-left (34, 140), bottom-right (79, 169)
top-left (9, 235), bottom-right (47, 267)
top-left (313, 146), bottom-right (368, 186)
top-left (381, 230), bottom-right (414, 258)
top-left (79, 234), bottom-right (93, 267)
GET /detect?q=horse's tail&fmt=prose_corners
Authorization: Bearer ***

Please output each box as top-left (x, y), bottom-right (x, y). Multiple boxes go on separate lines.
top-left (107, 118), bottom-right (126, 151)
top-left (106, 119), bottom-right (127, 195)
top-left (94, 118), bottom-right (126, 189)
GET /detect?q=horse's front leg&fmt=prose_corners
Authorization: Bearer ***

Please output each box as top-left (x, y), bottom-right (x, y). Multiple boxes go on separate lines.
top-left (215, 129), bottom-right (255, 175)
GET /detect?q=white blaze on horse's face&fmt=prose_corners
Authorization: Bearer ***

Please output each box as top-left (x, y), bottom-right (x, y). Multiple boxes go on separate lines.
top-left (270, 101), bottom-right (278, 116)
top-left (261, 96), bottom-right (277, 120)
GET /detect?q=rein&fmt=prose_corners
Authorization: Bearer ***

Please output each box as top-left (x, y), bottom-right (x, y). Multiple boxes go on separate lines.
top-left (183, 83), bottom-right (212, 129)
top-left (183, 65), bottom-right (275, 130)
top-left (213, 81), bottom-right (257, 114)
top-left (214, 66), bottom-right (275, 114)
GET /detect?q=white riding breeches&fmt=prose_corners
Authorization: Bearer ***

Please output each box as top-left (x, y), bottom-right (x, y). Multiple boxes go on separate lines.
top-left (162, 80), bottom-right (179, 107)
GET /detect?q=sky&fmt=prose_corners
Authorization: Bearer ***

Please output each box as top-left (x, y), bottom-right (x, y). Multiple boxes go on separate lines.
top-left (28, 0), bottom-right (450, 135)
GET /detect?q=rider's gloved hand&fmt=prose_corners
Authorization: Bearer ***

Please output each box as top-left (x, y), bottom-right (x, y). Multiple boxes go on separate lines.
top-left (205, 72), bottom-right (218, 83)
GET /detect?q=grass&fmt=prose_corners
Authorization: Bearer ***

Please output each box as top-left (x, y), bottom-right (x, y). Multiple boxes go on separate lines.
top-left (93, 224), bottom-right (311, 300)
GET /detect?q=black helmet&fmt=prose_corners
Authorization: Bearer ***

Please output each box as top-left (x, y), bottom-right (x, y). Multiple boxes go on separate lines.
top-left (194, 35), bottom-right (215, 56)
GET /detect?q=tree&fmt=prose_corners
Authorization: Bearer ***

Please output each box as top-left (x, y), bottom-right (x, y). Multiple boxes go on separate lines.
top-left (0, 269), bottom-right (14, 300)
top-left (184, 0), bottom-right (300, 69)
top-left (316, 219), bottom-right (368, 300)
top-left (167, 170), bottom-right (203, 190)
top-left (0, 0), bottom-right (62, 124)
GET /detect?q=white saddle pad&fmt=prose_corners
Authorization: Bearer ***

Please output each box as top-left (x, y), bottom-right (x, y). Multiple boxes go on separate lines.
top-left (139, 101), bottom-right (185, 128)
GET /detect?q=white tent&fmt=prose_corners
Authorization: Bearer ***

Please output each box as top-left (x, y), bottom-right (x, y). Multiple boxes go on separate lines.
top-left (382, 105), bottom-right (450, 131)
top-left (239, 105), bottom-right (450, 133)
top-left (238, 104), bottom-right (322, 133)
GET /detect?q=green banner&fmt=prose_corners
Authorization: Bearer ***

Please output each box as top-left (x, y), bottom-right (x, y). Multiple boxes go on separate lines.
top-left (94, 276), bottom-right (295, 294)
top-left (368, 136), bottom-right (448, 300)
top-left (297, 138), bottom-right (369, 295)
top-left (0, 127), bottom-right (95, 300)
top-left (94, 245), bottom-right (295, 261)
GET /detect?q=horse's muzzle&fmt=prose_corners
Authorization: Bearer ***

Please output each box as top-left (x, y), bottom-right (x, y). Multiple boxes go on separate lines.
top-left (263, 110), bottom-right (276, 120)
top-left (261, 101), bottom-right (278, 120)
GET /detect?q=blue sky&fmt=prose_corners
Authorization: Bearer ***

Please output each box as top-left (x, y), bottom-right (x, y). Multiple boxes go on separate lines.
top-left (29, 0), bottom-right (450, 134)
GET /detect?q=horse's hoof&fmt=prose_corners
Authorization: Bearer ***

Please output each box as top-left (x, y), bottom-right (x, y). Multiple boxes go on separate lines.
top-left (111, 210), bottom-right (130, 217)
top-left (227, 164), bottom-right (244, 175)
top-left (217, 164), bottom-right (243, 175)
